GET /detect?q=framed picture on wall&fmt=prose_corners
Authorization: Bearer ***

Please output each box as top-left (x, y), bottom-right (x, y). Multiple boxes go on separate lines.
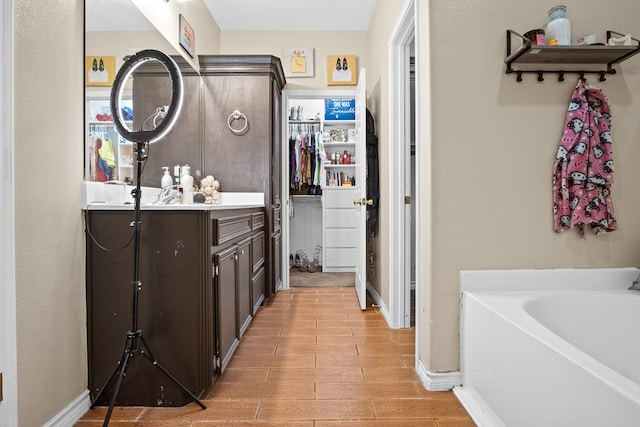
top-left (85, 56), bottom-right (116, 87)
top-left (326, 55), bottom-right (357, 86)
top-left (179, 14), bottom-right (195, 58)
top-left (283, 48), bottom-right (315, 78)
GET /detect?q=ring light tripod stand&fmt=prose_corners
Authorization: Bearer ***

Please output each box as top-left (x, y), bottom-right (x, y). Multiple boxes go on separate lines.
top-left (89, 49), bottom-right (206, 426)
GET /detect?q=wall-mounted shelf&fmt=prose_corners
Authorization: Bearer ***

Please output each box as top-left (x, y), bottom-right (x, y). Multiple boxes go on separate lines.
top-left (505, 30), bottom-right (640, 82)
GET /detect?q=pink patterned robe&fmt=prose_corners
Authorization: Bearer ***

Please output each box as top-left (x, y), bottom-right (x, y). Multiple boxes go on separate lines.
top-left (552, 80), bottom-right (617, 235)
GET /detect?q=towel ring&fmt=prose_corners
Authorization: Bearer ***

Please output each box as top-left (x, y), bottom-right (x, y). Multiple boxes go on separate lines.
top-left (227, 109), bottom-right (248, 135)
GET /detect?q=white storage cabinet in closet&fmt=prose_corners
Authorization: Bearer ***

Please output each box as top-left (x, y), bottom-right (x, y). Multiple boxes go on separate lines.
top-left (86, 92), bottom-right (134, 184)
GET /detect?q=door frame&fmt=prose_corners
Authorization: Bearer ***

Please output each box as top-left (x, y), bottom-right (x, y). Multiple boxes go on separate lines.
top-left (388, 0), bottom-right (417, 329)
top-left (1, 0), bottom-right (19, 424)
top-left (280, 89), bottom-right (360, 292)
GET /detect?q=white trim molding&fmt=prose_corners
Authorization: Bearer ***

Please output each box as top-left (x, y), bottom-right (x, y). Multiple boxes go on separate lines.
top-left (42, 391), bottom-right (91, 427)
top-left (415, 357), bottom-right (462, 392)
top-left (1, 0), bottom-right (18, 425)
top-left (366, 281), bottom-right (391, 326)
top-left (387, 0), bottom-right (416, 330)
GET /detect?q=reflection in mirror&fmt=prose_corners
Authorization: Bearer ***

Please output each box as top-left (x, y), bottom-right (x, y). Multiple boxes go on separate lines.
top-left (84, 0), bottom-right (193, 184)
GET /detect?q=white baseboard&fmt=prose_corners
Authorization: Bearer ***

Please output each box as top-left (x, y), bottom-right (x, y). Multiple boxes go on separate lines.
top-left (43, 390), bottom-right (91, 427)
top-left (415, 357), bottom-right (461, 391)
top-left (365, 281), bottom-right (392, 326)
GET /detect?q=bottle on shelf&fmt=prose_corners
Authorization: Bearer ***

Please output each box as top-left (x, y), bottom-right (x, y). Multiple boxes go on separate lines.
top-left (546, 5), bottom-right (571, 45)
top-left (180, 164), bottom-right (194, 204)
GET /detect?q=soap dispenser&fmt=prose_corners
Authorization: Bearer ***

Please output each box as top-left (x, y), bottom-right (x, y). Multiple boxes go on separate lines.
top-left (161, 167), bottom-right (172, 188)
top-left (180, 164), bottom-right (194, 204)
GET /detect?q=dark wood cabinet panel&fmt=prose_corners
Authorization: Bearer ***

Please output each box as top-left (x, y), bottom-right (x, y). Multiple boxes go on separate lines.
top-left (86, 207), bottom-right (264, 406)
top-left (252, 267), bottom-right (266, 315)
top-left (200, 55), bottom-right (285, 297)
top-left (214, 244), bottom-right (238, 371)
top-left (86, 210), bottom-right (212, 407)
top-left (236, 237), bottom-right (252, 337)
top-left (128, 54), bottom-right (285, 308)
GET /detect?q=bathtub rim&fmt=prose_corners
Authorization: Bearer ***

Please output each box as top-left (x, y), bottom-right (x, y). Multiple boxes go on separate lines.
top-left (458, 267), bottom-right (640, 427)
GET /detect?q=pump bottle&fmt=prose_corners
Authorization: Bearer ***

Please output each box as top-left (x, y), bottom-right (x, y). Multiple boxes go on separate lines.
top-left (161, 167), bottom-right (173, 188)
top-left (180, 164), bottom-right (194, 204)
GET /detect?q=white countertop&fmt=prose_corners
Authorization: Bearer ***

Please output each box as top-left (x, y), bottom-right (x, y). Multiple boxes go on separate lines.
top-left (82, 181), bottom-right (264, 211)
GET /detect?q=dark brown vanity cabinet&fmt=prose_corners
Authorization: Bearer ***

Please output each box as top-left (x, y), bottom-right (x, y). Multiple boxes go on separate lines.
top-left (85, 209), bottom-right (213, 407)
top-left (86, 207), bottom-right (264, 406)
top-left (200, 55), bottom-right (285, 297)
top-left (132, 55), bottom-right (285, 299)
top-left (210, 209), bottom-right (265, 372)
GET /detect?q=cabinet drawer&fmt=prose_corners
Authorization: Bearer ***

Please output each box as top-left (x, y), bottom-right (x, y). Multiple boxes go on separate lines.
top-left (251, 212), bottom-right (264, 230)
top-left (323, 188), bottom-right (357, 208)
top-left (212, 214), bottom-right (252, 245)
top-left (324, 248), bottom-right (356, 267)
top-left (325, 229), bottom-right (356, 248)
top-left (324, 209), bottom-right (357, 228)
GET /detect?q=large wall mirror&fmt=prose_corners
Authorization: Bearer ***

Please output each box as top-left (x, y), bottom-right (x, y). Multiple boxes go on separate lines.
top-left (84, 0), bottom-right (201, 184)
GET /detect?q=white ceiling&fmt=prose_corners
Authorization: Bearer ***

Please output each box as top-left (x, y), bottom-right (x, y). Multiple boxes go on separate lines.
top-left (203, 0), bottom-right (376, 31)
top-left (86, 0), bottom-right (376, 32)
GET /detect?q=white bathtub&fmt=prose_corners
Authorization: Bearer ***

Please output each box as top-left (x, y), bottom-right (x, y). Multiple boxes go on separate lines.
top-left (456, 268), bottom-right (640, 427)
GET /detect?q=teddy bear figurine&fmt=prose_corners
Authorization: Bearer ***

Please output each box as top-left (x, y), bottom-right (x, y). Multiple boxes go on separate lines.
top-left (199, 175), bottom-right (220, 204)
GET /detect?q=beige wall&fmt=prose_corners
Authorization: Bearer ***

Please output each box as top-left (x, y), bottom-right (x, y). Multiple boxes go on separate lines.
top-left (14, 0), bottom-right (86, 425)
top-left (16, 2), bottom-right (640, 425)
top-left (422, 0), bottom-right (640, 372)
top-left (133, 0), bottom-right (221, 69)
top-left (220, 31), bottom-right (368, 90)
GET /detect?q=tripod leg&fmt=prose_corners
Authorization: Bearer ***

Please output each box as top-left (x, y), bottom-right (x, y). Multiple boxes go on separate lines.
top-left (138, 334), bottom-right (207, 409)
top-left (91, 336), bottom-right (132, 408)
top-left (102, 348), bottom-right (134, 427)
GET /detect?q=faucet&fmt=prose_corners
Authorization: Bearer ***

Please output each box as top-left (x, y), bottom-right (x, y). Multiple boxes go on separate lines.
top-left (629, 274), bottom-right (640, 291)
top-left (154, 185), bottom-right (181, 205)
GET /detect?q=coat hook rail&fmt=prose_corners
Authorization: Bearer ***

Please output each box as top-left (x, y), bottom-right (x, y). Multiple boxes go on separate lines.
top-left (507, 69), bottom-right (616, 83)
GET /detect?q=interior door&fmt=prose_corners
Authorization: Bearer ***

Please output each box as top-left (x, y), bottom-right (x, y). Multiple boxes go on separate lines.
top-left (354, 69), bottom-right (367, 310)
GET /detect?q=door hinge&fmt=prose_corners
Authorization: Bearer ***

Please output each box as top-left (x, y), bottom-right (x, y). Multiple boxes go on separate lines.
top-left (213, 265), bottom-right (218, 277)
top-left (404, 196), bottom-right (411, 204)
top-left (214, 355), bottom-right (221, 369)
top-left (0, 372), bottom-right (3, 402)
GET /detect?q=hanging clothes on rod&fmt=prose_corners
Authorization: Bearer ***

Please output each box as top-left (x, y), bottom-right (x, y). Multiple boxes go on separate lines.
top-left (89, 124), bottom-right (117, 181)
top-left (289, 122), bottom-right (323, 195)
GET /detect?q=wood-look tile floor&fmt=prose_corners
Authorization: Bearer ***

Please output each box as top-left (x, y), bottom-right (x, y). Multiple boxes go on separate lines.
top-left (76, 287), bottom-right (476, 426)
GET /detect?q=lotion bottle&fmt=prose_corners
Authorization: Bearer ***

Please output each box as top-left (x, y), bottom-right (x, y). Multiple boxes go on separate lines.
top-left (181, 164), bottom-right (194, 204)
top-left (546, 5), bottom-right (571, 45)
top-left (161, 167), bottom-right (173, 188)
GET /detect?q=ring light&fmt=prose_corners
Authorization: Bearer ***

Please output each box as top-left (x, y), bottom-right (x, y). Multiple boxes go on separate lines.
top-left (110, 49), bottom-right (183, 144)
top-left (94, 49), bottom-right (206, 425)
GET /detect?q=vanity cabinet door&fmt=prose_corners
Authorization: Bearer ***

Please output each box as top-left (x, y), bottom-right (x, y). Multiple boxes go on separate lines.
top-left (214, 245), bottom-right (238, 372)
top-left (236, 237), bottom-right (252, 337)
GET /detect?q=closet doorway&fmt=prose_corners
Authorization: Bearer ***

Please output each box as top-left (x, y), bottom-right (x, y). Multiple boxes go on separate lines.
top-left (281, 86), bottom-right (368, 309)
